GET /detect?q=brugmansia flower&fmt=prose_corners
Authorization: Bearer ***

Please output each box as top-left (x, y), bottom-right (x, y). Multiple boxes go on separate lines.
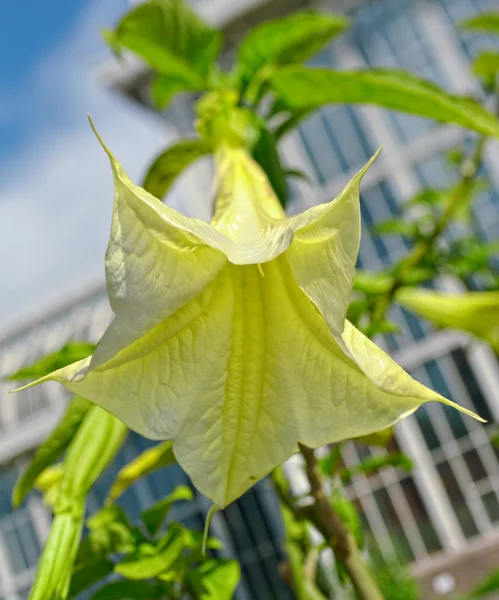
top-left (17, 124), bottom-right (481, 508)
top-left (397, 288), bottom-right (499, 351)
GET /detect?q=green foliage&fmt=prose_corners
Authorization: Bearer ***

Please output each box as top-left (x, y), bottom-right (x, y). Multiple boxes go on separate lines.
top-left (90, 580), bottom-right (163, 600)
top-left (141, 485), bottom-right (193, 535)
top-left (330, 490), bottom-right (364, 549)
top-left (104, 0), bottom-right (221, 108)
top-left (465, 569), bottom-right (499, 599)
top-left (5, 342), bottom-right (95, 381)
top-left (237, 10), bottom-right (348, 90)
top-left (461, 12), bottom-right (499, 34)
top-left (13, 396), bottom-right (91, 508)
top-left (271, 68), bottom-right (499, 138)
top-left (338, 453), bottom-right (413, 485)
top-left (472, 51), bottom-right (499, 90)
top-left (185, 559), bottom-right (241, 600)
top-left (251, 123), bottom-right (288, 206)
top-left (106, 440), bottom-right (176, 504)
top-left (370, 560), bottom-right (420, 600)
top-left (70, 488), bottom-right (234, 600)
top-left (143, 139), bottom-right (211, 200)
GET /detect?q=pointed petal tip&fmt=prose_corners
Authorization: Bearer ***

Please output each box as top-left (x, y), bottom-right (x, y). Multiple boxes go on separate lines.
top-left (87, 115), bottom-right (114, 161)
top-left (439, 397), bottom-right (486, 423)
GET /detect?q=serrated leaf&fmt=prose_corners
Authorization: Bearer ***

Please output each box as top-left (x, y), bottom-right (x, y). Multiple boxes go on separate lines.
top-left (185, 559), bottom-right (241, 600)
top-left (142, 139), bottom-right (211, 201)
top-left (271, 67), bottom-right (499, 138)
top-left (106, 441), bottom-right (176, 504)
top-left (339, 452), bottom-right (413, 484)
top-left (13, 396), bottom-right (91, 508)
top-left (90, 581), bottom-right (162, 600)
top-left (461, 12), bottom-right (499, 34)
top-left (396, 288), bottom-right (499, 351)
top-left (251, 124), bottom-right (288, 206)
top-left (237, 11), bottom-right (348, 87)
top-left (109, 0), bottom-right (221, 82)
top-left (6, 342), bottom-right (95, 381)
top-left (115, 526), bottom-right (185, 579)
top-left (141, 485), bottom-right (193, 535)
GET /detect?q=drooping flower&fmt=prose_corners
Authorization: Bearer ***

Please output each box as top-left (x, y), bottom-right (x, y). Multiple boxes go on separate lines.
top-left (17, 125), bottom-right (481, 508)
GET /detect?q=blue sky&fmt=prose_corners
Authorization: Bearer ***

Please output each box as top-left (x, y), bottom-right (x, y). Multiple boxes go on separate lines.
top-left (0, 0), bottom-right (176, 334)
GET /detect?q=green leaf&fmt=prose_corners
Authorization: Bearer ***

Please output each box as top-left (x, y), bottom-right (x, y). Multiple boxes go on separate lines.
top-left (68, 558), bottom-right (114, 599)
top-left (106, 441), bottom-right (176, 504)
top-left (374, 219), bottom-right (418, 237)
top-left (141, 485), bottom-right (194, 535)
top-left (319, 444), bottom-right (343, 477)
top-left (461, 12), bottom-right (499, 34)
top-left (251, 124), bottom-right (288, 206)
top-left (185, 559), bottom-right (241, 600)
top-left (151, 72), bottom-right (205, 109)
top-left (284, 168), bottom-right (311, 184)
top-left (406, 188), bottom-right (446, 207)
top-left (109, 0), bottom-right (221, 82)
top-left (354, 271), bottom-right (394, 295)
top-left (85, 505), bottom-right (138, 555)
top-left (115, 526), bottom-right (185, 579)
top-left (273, 108), bottom-right (312, 140)
top-left (237, 11), bottom-right (348, 87)
top-left (465, 569), bottom-right (499, 599)
top-left (271, 67), bottom-right (499, 138)
top-left (339, 452), bottom-right (413, 484)
top-left (142, 139), bottom-right (211, 200)
top-left (355, 427), bottom-right (394, 447)
top-left (472, 51), bottom-right (499, 81)
top-left (13, 396), bottom-right (91, 508)
top-left (396, 288), bottom-right (499, 351)
top-left (6, 342), bottom-right (95, 381)
top-left (91, 581), bottom-right (162, 600)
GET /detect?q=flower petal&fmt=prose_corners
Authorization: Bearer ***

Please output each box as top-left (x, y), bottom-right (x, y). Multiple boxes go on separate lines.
top-left (15, 256), bottom-right (481, 508)
top-left (89, 121), bottom-right (227, 365)
top-left (287, 150), bottom-right (380, 334)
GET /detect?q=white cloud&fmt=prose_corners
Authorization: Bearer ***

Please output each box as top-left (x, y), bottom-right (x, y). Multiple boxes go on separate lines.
top-left (0, 0), bottom-right (180, 334)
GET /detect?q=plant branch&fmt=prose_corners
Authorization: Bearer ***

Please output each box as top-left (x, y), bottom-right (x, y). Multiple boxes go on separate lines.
top-left (298, 444), bottom-right (384, 600)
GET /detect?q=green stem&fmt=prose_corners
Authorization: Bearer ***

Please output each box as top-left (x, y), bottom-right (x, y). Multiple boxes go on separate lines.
top-left (299, 445), bottom-right (384, 600)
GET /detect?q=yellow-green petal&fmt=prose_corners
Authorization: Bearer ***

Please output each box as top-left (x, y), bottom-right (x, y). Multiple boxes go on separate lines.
top-left (16, 258), bottom-right (481, 507)
top-left (287, 150), bottom-right (380, 334)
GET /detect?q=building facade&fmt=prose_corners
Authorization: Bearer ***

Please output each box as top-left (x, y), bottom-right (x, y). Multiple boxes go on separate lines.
top-left (1, 0), bottom-right (499, 598)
